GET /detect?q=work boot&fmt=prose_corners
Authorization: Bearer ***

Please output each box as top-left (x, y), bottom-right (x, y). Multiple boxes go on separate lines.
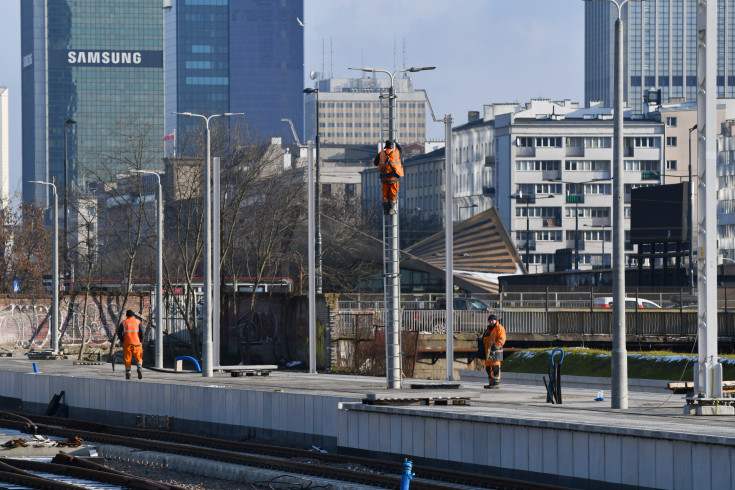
top-left (137, 365), bottom-right (143, 380)
top-left (484, 378), bottom-right (500, 389)
top-left (125, 370), bottom-right (131, 380)
top-left (388, 201), bottom-right (397, 215)
top-left (382, 201), bottom-right (391, 215)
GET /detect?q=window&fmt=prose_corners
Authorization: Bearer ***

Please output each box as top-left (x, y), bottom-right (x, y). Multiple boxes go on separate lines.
top-left (584, 183), bottom-right (612, 195)
top-left (667, 160), bottom-right (678, 170)
top-left (667, 136), bottom-right (678, 146)
top-left (565, 160), bottom-right (610, 172)
top-left (624, 160), bottom-right (659, 171)
top-left (666, 117), bottom-right (678, 127)
top-left (515, 160), bottom-right (560, 171)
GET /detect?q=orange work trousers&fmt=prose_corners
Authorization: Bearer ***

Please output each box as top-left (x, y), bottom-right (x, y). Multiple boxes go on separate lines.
top-left (123, 343), bottom-right (143, 369)
top-left (382, 182), bottom-right (399, 202)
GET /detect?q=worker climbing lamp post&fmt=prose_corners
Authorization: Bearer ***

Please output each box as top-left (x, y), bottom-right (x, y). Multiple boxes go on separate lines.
top-left (349, 65), bottom-right (435, 389)
top-left (31, 180), bottom-right (59, 354)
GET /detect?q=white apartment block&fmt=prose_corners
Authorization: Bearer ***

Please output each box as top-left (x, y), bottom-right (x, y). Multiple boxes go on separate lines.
top-left (0, 88), bottom-right (8, 204)
top-left (304, 77), bottom-right (427, 146)
top-left (363, 99), bottom-right (675, 273)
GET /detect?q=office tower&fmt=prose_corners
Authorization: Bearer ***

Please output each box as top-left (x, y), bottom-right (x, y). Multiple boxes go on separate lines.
top-left (0, 88), bottom-right (8, 203)
top-left (21, 0), bottom-right (164, 204)
top-left (165, 0), bottom-right (304, 144)
top-left (304, 76), bottom-right (427, 146)
top-left (584, 1), bottom-right (735, 113)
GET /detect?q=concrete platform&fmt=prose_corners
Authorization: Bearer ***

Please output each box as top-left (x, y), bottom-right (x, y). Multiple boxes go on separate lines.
top-left (0, 357), bottom-right (733, 489)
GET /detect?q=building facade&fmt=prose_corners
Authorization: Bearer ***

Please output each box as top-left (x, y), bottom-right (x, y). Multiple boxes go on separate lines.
top-left (21, 0), bottom-right (164, 205)
top-left (304, 76), bottom-right (427, 146)
top-left (584, 0), bottom-right (735, 113)
top-left (165, 0), bottom-right (304, 145)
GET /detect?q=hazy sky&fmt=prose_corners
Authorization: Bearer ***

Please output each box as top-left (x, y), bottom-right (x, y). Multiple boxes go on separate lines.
top-left (0, 0), bottom-right (584, 197)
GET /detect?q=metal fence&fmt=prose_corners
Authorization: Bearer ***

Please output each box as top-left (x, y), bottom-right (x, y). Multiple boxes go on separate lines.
top-left (334, 306), bottom-right (735, 339)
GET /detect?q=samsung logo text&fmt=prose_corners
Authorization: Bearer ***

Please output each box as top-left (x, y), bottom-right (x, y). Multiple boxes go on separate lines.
top-left (67, 51), bottom-right (142, 65)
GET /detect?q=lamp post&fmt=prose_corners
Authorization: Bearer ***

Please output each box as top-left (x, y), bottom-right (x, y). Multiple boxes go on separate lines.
top-left (132, 170), bottom-right (163, 369)
top-left (63, 119), bottom-right (76, 291)
top-left (31, 180), bottom-right (59, 353)
top-left (172, 111), bottom-right (242, 377)
top-left (303, 88), bottom-right (322, 294)
top-left (688, 123), bottom-right (697, 291)
top-left (349, 65), bottom-right (435, 389)
top-left (584, 0), bottom-right (637, 409)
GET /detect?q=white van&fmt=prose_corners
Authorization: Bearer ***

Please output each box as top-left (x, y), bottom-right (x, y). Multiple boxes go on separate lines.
top-left (593, 297), bottom-right (661, 309)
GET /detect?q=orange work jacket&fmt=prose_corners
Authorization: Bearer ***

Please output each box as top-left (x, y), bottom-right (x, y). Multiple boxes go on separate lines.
top-left (376, 148), bottom-right (404, 185)
top-left (122, 316), bottom-right (142, 345)
top-left (482, 322), bottom-right (506, 366)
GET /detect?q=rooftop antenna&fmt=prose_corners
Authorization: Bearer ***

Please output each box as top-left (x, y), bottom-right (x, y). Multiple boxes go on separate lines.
top-left (321, 39), bottom-right (325, 80)
top-left (393, 39), bottom-right (397, 73)
top-left (330, 37), bottom-right (333, 78)
top-left (403, 37), bottom-right (407, 71)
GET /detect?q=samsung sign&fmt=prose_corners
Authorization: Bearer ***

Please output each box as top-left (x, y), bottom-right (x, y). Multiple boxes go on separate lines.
top-left (49, 50), bottom-right (163, 68)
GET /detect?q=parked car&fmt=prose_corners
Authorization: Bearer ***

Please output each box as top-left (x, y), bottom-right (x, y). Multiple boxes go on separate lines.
top-left (593, 297), bottom-right (661, 309)
top-left (434, 297), bottom-right (489, 311)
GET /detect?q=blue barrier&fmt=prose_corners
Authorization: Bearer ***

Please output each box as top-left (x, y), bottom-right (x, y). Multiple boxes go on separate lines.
top-left (174, 356), bottom-right (201, 373)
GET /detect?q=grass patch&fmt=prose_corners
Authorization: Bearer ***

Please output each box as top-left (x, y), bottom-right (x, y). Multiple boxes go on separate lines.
top-left (503, 348), bottom-right (735, 381)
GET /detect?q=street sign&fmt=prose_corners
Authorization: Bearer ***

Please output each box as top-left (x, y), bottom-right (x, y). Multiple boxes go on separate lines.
top-left (13, 281), bottom-right (20, 293)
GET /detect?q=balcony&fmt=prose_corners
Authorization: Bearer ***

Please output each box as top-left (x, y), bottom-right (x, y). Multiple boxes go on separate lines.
top-left (482, 186), bottom-right (495, 196)
top-left (518, 240), bottom-right (537, 251)
top-left (565, 147), bottom-right (585, 157)
top-left (542, 218), bottom-right (561, 227)
top-left (516, 147), bottom-right (536, 157)
top-left (641, 171), bottom-right (661, 180)
top-left (566, 194), bottom-right (584, 204)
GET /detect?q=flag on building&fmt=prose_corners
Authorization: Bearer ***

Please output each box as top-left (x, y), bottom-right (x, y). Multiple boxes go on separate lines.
top-left (164, 132), bottom-right (176, 157)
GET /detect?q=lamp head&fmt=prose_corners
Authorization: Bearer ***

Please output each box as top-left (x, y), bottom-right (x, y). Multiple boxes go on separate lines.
top-left (303, 88), bottom-right (318, 94)
top-left (65, 119), bottom-right (76, 126)
top-left (409, 66), bottom-right (436, 72)
top-left (349, 67), bottom-right (375, 73)
top-left (222, 112), bottom-right (244, 117)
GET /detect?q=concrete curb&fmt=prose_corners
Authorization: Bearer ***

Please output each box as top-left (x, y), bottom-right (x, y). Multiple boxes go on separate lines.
top-left (459, 369), bottom-right (672, 393)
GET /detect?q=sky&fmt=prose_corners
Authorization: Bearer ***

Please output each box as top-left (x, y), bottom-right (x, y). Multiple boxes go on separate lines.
top-left (0, 0), bottom-right (584, 198)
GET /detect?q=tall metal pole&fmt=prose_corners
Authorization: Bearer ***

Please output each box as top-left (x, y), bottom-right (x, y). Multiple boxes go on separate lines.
top-left (213, 156), bottom-right (221, 368)
top-left (303, 88), bottom-right (322, 294)
top-left (134, 170), bottom-right (164, 369)
top-left (386, 73), bottom-right (401, 389)
top-left (694, 0), bottom-right (722, 401)
top-left (444, 114), bottom-right (454, 381)
top-left (575, 199), bottom-right (580, 270)
top-left (307, 142), bottom-right (316, 373)
top-left (688, 124), bottom-right (697, 292)
top-left (173, 112), bottom-right (241, 376)
top-left (315, 91), bottom-right (322, 295)
top-left (32, 181), bottom-right (59, 353)
top-left (155, 176), bottom-right (163, 369)
top-left (63, 119), bottom-right (76, 291)
top-left (526, 199), bottom-right (530, 272)
top-left (611, 9), bottom-right (628, 409)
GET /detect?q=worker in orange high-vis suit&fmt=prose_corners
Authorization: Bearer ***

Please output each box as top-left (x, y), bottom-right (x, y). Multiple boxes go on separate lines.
top-left (373, 140), bottom-right (403, 215)
top-left (116, 310), bottom-right (144, 380)
top-left (478, 314), bottom-right (506, 389)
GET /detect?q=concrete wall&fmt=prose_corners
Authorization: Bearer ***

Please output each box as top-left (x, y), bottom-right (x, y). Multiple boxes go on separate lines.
top-left (336, 402), bottom-right (735, 489)
top-left (0, 369), bottom-right (357, 450)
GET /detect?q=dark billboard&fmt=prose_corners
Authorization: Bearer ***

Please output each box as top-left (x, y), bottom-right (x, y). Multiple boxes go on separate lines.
top-left (631, 182), bottom-right (688, 243)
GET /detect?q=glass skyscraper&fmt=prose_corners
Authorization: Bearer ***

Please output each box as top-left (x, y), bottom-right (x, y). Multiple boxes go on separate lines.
top-left (585, 0), bottom-right (735, 113)
top-left (21, 0), bottom-right (164, 204)
top-left (165, 0), bottom-right (304, 145)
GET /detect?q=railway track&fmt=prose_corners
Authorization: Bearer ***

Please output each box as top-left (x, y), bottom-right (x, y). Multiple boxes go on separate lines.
top-left (0, 411), bottom-right (569, 489)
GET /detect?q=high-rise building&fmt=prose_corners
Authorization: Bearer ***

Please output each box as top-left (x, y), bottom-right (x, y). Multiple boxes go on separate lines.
top-left (584, 1), bottom-right (731, 113)
top-left (304, 76), bottom-right (427, 146)
top-left (0, 87), bottom-right (8, 203)
top-left (21, 0), bottom-right (164, 205)
top-left (165, 0), bottom-right (304, 145)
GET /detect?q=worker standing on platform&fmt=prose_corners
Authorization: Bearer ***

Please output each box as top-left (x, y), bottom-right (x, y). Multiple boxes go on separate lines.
top-left (116, 310), bottom-right (144, 380)
top-left (479, 314), bottom-right (506, 389)
top-left (373, 140), bottom-right (403, 215)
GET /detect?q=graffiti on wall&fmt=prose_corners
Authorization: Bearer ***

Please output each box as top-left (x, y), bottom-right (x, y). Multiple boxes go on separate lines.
top-left (0, 295), bottom-right (149, 350)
